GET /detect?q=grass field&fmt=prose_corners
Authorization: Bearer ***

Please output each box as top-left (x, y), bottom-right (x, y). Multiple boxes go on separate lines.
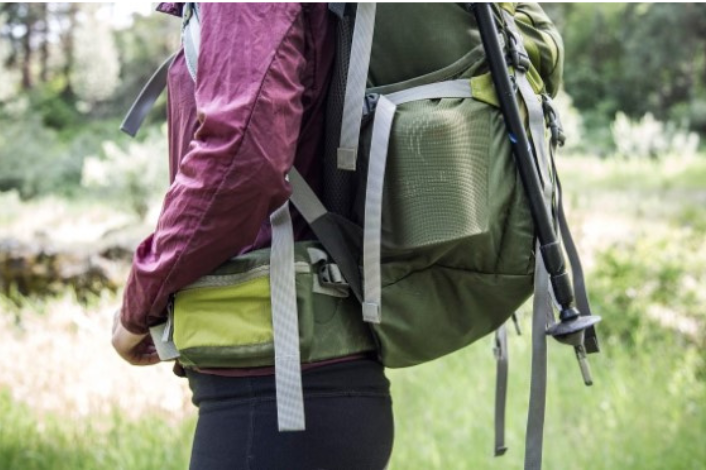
top-left (1, 155), bottom-right (705, 470)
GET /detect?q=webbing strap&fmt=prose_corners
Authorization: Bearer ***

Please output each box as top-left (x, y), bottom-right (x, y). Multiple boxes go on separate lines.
top-left (502, 11), bottom-right (551, 192)
top-left (289, 168), bottom-right (328, 223)
top-left (183, 3), bottom-right (200, 82)
top-left (553, 167), bottom-right (599, 353)
top-left (120, 53), bottom-right (176, 137)
top-left (337, 3), bottom-right (376, 171)
top-left (363, 80), bottom-right (474, 324)
top-left (494, 324), bottom-right (509, 457)
top-left (269, 201), bottom-right (306, 431)
top-left (525, 242), bottom-right (552, 470)
top-left (362, 95), bottom-right (394, 323)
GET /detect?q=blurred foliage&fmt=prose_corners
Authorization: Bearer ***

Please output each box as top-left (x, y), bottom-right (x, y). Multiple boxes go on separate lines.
top-left (545, 3), bottom-right (706, 139)
top-left (1, 3), bottom-right (705, 207)
top-left (611, 112), bottom-right (700, 160)
top-left (0, 3), bottom-right (177, 203)
top-left (82, 126), bottom-right (169, 219)
top-left (590, 233), bottom-right (706, 350)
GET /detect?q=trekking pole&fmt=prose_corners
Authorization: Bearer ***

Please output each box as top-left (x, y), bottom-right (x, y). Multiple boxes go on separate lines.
top-left (471, 3), bottom-right (600, 385)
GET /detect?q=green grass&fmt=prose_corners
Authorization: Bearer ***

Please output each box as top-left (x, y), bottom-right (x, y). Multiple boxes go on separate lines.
top-left (2, 329), bottom-right (702, 470)
top-left (0, 390), bottom-right (195, 470)
top-left (2, 155), bottom-right (706, 469)
top-left (387, 326), bottom-right (706, 470)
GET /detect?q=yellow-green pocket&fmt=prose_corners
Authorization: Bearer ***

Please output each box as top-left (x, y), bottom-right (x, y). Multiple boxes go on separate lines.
top-left (174, 274), bottom-right (274, 350)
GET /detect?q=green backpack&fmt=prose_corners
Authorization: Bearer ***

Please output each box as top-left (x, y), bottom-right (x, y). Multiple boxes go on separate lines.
top-left (122, 3), bottom-right (600, 468)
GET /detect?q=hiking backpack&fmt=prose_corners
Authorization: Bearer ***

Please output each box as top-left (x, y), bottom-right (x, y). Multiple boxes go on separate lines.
top-left (121, 4), bottom-right (601, 469)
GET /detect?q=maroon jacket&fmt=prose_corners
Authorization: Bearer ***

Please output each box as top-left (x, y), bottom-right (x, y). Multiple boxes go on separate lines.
top-left (120, 3), bottom-right (334, 334)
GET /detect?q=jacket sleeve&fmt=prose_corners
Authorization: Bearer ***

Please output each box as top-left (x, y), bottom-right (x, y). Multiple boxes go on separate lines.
top-left (120, 4), bottom-right (308, 334)
top-left (514, 3), bottom-right (565, 97)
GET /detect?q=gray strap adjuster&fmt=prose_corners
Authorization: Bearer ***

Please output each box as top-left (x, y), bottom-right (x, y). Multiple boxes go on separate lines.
top-left (308, 247), bottom-right (350, 298)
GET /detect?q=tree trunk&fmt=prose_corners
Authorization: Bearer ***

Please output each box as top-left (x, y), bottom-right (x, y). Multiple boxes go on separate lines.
top-left (39, 3), bottom-right (49, 83)
top-left (61, 3), bottom-right (78, 98)
top-left (20, 7), bottom-right (33, 90)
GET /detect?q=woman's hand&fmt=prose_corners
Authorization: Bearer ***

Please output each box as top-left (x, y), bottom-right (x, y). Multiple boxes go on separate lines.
top-left (112, 309), bottom-right (160, 366)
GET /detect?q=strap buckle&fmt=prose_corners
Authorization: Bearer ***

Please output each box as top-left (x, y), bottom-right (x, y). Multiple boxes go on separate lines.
top-left (506, 30), bottom-right (531, 73)
top-left (363, 92), bottom-right (380, 117)
top-left (542, 95), bottom-right (566, 147)
top-left (318, 262), bottom-right (349, 289)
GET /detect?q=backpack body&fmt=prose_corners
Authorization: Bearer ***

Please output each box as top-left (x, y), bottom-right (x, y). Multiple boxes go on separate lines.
top-left (327, 4), bottom-right (542, 367)
top-left (125, 3), bottom-right (599, 447)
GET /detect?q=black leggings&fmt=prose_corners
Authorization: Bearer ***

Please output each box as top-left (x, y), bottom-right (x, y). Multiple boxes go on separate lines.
top-left (187, 359), bottom-right (394, 470)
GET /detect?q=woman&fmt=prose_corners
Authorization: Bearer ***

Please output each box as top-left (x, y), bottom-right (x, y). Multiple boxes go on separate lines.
top-left (112, 4), bottom-right (394, 469)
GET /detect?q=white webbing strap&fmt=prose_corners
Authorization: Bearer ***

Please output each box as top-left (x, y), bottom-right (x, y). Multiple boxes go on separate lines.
top-left (338, 3), bottom-right (376, 171)
top-left (501, 11), bottom-right (551, 191)
top-left (362, 80), bottom-right (474, 324)
top-left (270, 200), bottom-right (306, 431)
top-left (288, 168), bottom-right (328, 223)
top-left (182, 3), bottom-right (201, 82)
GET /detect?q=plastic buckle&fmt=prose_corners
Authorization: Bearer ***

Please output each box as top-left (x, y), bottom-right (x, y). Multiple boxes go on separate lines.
top-left (362, 93), bottom-right (380, 117)
top-left (542, 95), bottom-right (566, 147)
top-left (505, 31), bottom-right (530, 73)
top-left (318, 263), bottom-right (349, 289)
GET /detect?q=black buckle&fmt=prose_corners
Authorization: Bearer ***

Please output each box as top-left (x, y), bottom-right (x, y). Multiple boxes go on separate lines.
top-left (318, 263), bottom-right (348, 289)
top-left (506, 31), bottom-right (531, 73)
top-left (542, 95), bottom-right (566, 147)
top-left (362, 93), bottom-right (380, 117)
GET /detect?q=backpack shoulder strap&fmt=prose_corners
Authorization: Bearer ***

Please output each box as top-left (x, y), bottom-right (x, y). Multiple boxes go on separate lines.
top-left (182, 2), bottom-right (200, 81)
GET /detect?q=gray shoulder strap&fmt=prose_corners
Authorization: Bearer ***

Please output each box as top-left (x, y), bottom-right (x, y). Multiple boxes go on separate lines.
top-left (120, 53), bottom-right (176, 137)
top-left (182, 2), bottom-right (201, 81)
top-left (121, 2), bottom-right (200, 137)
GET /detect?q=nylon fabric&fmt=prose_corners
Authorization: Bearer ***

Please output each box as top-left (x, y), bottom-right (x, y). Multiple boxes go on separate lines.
top-left (169, 242), bottom-right (376, 369)
top-left (269, 202), bottom-right (306, 431)
top-left (174, 276), bottom-right (274, 349)
top-left (338, 3), bottom-right (376, 171)
top-left (355, 80), bottom-right (536, 367)
top-left (362, 80), bottom-right (475, 324)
